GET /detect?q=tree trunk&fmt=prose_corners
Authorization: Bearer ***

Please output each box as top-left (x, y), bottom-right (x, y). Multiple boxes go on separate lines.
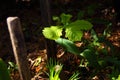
top-left (40, 0), bottom-right (57, 59)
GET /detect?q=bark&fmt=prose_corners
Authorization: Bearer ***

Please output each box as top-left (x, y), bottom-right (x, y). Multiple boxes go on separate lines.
top-left (40, 0), bottom-right (57, 59)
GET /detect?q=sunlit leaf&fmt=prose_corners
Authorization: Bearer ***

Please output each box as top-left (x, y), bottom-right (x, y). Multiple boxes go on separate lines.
top-left (53, 16), bottom-right (60, 21)
top-left (65, 20), bottom-right (92, 41)
top-left (55, 38), bottom-right (80, 55)
top-left (60, 13), bottom-right (72, 25)
top-left (65, 27), bottom-right (83, 41)
top-left (67, 20), bottom-right (93, 30)
top-left (117, 75), bottom-right (120, 80)
top-left (52, 16), bottom-right (61, 25)
top-left (42, 26), bottom-right (63, 40)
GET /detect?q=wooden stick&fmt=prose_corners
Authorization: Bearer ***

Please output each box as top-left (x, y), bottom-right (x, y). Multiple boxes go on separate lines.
top-left (7, 17), bottom-right (31, 80)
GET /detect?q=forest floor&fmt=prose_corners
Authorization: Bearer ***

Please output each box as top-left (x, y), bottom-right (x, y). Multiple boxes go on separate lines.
top-left (0, 1), bottom-right (120, 80)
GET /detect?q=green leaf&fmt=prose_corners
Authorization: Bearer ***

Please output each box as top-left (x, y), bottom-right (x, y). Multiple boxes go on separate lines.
top-left (68, 71), bottom-right (80, 80)
top-left (65, 20), bottom-right (92, 41)
top-left (53, 16), bottom-right (60, 21)
top-left (104, 57), bottom-right (120, 68)
top-left (67, 20), bottom-right (93, 30)
top-left (52, 16), bottom-right (61, 25)
top-left (91, 29), bottom-right (98, 41)
top-left (47, 58), bottom-right (62, 80)
top-left (60, 13), bottom-right (72, 25)
top-left (8, 61), bottom-right (18, 71)
top-left (117, 75), bottom-right (120, 80)
top-left (0, 58), bottom-right (11, 80)
top-left (65, 27), bottom-right (83, 41)
top-left (42, 26), bottom-right (63, 40)
top-left (55, 38), bottom-right (80, 55)
top-left (80, 49), bottom-right (99, 67)
top-left (98, 59), bottom-right (107, 67)
top-left (109, 69), bottom-right (120, 80)
top-left (8, 61), bottom-right (16, 68)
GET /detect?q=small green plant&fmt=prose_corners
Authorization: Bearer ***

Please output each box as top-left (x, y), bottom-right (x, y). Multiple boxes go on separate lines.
top-left (46, 58), bottom-right (63, 80)
top-left (42, 13), bottom-right (93, 65)
top-left (42, 13), bottom-right (120, 79)
top-left (68, 71), bottom-right (80, 80)
top-left (43, 13), bottom-right (93, 41)
top-left (80, 26), bottom-right (120, 78)
top-left (8, 61), bottom-right (18, 74)
top-left (46, 58), bottom-right (80, 80)
top-left (108, 67), bottom-right (120, 80)
top-left (0, 58), bottom-right (11, 80)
